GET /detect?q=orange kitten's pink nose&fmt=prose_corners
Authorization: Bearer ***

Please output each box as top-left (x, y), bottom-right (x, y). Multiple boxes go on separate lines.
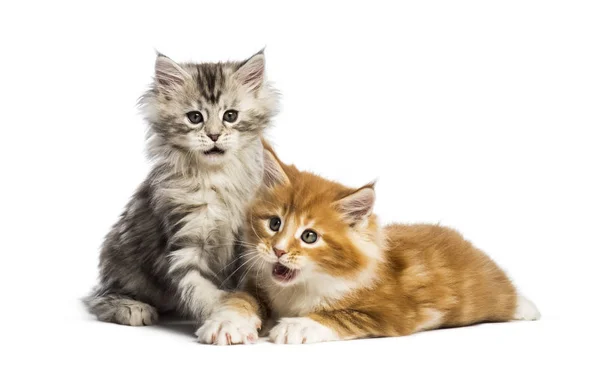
top-left (273, 247), bottom-right (287, 258)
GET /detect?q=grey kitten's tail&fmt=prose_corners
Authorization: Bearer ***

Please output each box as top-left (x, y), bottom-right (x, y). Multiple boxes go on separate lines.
top-left (83, 289), bottom-right (159, 326)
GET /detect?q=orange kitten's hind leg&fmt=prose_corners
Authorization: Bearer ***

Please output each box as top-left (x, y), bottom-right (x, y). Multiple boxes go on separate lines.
top-left (513, 295), bottom-right (541, 321)
top-left (414, 308), bottom-right (446, 332)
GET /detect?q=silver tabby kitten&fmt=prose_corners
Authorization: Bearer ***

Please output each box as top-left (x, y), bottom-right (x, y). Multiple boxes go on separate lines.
top-left (84, 51), bottom-right (278, 338)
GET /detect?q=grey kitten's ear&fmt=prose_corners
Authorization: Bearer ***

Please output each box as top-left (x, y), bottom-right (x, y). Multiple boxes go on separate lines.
top-left (154, 53), bottom-right (191, 90)
top-left (234, 50), bottom-right (265, 92)
top-left (263, 149), bottom-right (289, 188)
top-left (335, 184), bottom-right (376, 224)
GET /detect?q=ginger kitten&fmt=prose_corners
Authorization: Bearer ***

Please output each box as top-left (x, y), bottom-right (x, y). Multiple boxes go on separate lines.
top-left (197, 151), bottom-right (540, 345)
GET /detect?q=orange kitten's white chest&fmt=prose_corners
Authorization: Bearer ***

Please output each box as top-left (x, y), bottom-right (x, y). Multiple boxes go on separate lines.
top-left (268, 285), bottom-right (326, 318)
top-left (260, 261), bottom-right (382, 319)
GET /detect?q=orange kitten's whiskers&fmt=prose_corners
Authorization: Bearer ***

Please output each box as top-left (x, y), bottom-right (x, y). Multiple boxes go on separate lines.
top-left (218, 254), bottom-right (261, 289)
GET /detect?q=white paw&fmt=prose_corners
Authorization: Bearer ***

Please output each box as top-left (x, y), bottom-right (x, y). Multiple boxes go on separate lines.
top-left (196, 309), bottom-right (261, 345)
top-left (269, 317), bottom-right (339, 344)
top-left (514, 295), bottom-right (541, 321)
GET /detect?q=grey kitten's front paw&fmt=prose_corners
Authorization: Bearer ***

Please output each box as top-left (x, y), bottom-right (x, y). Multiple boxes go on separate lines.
top-left (196, 309), bottom-right (260, 345)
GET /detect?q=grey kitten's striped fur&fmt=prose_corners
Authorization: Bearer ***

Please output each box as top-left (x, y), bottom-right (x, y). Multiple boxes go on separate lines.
top-left (84, 51), bottom-right (278, 334)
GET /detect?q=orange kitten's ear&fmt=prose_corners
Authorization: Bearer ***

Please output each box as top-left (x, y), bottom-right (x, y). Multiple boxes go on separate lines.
top-left (263, 150), bottom-right (290, 188)
top-left (335, 184), bottom-right (376, 224)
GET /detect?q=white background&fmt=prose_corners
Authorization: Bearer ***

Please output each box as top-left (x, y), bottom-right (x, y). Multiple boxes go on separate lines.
top-left (1, 1), bottom-right (599, 376)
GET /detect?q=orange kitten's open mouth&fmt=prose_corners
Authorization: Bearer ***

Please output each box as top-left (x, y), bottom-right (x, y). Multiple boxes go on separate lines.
top-left (272, 263), bottom-right (298, 283)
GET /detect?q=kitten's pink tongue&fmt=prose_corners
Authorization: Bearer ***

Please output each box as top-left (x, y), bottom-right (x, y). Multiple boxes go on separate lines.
top-left (272, 263), bottom-right (297, 282)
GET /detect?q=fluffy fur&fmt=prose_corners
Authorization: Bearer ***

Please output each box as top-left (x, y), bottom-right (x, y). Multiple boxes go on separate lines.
top-left (84, 51), bottom-right (278, 337)
top-left (197, 151), bottom-right (540, 345)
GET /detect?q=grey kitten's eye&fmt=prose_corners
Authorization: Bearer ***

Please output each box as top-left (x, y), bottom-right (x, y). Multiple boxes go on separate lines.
top-left (186, 111), bottom-right (203, 124)
top-left (269, 217), bottom-right (281, 232)
top-left (301, 229), bottom-right (318, 244)
top-left (223, 110), bottom-right (238, 123)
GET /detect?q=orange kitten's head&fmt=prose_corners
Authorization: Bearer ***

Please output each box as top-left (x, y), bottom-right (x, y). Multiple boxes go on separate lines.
top-left (244, 151), bottom-right (383, 289)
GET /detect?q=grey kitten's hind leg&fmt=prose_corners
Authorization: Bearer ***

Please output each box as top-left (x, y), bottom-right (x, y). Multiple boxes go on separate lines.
top-left (84, 292), bottom-right (158, 326)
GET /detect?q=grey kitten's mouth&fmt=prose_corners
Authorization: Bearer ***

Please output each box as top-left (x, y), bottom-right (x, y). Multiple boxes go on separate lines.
top-left (203, 147), bottom-right (225, 155)
top-left (272, 263), bottom-right (298, 282)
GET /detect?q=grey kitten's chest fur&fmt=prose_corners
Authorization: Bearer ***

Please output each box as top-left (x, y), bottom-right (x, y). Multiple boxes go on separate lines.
top-left (94, 139), bottom-right (264, 313)
top-left (154, 145), bottom-right (264, 278)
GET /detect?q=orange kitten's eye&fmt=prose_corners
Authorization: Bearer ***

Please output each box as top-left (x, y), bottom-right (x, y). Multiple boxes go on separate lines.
top-left (301, 229), bottom-right (318, 244)
top-left (269, 217), bottom-right (281, 232)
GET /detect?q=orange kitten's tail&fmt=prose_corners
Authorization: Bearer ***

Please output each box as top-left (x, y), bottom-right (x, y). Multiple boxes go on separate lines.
top-left (513, 295), bottom-right (541, 321)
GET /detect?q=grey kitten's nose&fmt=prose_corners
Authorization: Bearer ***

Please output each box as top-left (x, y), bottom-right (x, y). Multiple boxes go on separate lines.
top-left (208, 134), bottom-right (221, 142)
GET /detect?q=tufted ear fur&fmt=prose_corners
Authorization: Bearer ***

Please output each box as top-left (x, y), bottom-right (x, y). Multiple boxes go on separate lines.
top-left (234, 50), bottom-right (265, 92)
top-left (154, 53), bottom-right (191, 91)
top-left (334, 184), bottom-right (376, 224)
top-left (263, 149), bottom-right (289, 188)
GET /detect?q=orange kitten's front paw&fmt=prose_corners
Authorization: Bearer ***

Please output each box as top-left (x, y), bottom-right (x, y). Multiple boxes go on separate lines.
top-left (196, 309), bottom-right (261, 346)
top-left (269, 317), bottom-right (339, 344)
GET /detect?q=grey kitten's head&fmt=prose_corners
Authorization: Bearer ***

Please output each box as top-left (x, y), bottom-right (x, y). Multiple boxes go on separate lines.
top-left (140, 51), bottom-right (278, 167)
